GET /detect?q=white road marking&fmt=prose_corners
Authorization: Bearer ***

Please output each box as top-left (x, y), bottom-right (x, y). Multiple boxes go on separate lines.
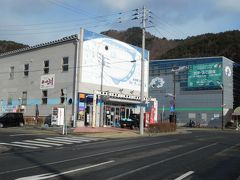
top-left (57, 136), bottom-right (102, 141)
top-left (175, 171), bottom-right (194, 180)
top-left (45, 138), bottom-right (73, 144)
top-left (24, 140), bottom-right (63, 146)
top-left (0, 139), bottom-right (176, 175)
top-left (34, 138), bottom-right (72, 145)
top-left (45, 137), bottom-right (86, 143)
top-left (10, 134), bottom-right (37, 137)
top-left (12, 142), bottom-right (52, 148)
top-left (16, 160), bottom-right (115, 180)
top-left (107, 143), bottom-right (217, 180)
top-left (52, 137), bottom-right (91, 142)
top-left (0, 143), bottom-right (38, 149)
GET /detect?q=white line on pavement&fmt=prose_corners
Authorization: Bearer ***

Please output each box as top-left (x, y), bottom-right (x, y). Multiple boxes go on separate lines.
top-left (53, 137), bottom-right (91, 142)
top-left (34, 139), bottom-right (72, 144)
top-left (0, 139), bottom-right (176, 175)
top-left (45, 138), bottom-right (73, 144)
top-left (45, 137), bottom-right (87, 143)
top-left (56, 136), bottom-right (102, 141)
top-left (175, 171), bottom-right (194, 180)
top-left (10, 134), bottom-right (37, 137)
top-left (24, 140), bottom-right (63, 146)
top-left (15, 160), bottom-right (115, 180)
top-left (0, 143), bottom-right (38, 149)
top-left (107, 143), bottom-right (217, 180)
top-left (12, 142), bottom-right (52, 148)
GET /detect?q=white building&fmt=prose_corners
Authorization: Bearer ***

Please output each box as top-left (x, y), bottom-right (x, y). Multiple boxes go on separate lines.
top-left (0, 28), bottom-right (149, 127)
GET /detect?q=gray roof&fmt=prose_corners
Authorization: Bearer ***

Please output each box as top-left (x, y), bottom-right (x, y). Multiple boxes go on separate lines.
top-left (0, 34), bottom-right (78, 58)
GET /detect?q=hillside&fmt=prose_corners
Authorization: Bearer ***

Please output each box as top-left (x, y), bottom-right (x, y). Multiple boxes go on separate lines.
top-left (0, 40), bottom-right (28, 54)
top-left (101, 27), bottom-right (180, 60)
top-left (159, 30), bottom-right (240, 62)
top-left (1, 28), bottom-right (240, 63)
top-left (101, 28), bottom-right (240, 63)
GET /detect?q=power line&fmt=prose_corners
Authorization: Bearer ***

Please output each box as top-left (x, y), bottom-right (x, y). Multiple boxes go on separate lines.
top-left (0, 57), bottom-right (139, 75)
top-left (151, 11), bottom-right (188, 39)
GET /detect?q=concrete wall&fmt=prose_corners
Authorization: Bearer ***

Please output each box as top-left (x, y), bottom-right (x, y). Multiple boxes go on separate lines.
top-left (0, 40), bottom-right (77, 123)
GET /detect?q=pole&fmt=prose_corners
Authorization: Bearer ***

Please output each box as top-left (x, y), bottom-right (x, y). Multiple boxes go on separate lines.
top-left (173, 71), bottom-right (176, 123)
top-left (92, 91), bottom-right (97, 128)
top-left (99, 54), bottom-right (104, 127)
top-left (73, 28), bottom-right (84, 128)
top-left (140, 6), bottom-right (146, 135)
top-left (62, 88), bottom-right (67, 135)
top-left (221, 88), bottom-right (224, 130)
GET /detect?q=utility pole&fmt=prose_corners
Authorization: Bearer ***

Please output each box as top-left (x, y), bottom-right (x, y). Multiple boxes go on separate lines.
top-left (140, 6), bottom-right (146, 135)
top-left (99, 54), bottom-right (104, 127)
top-left (173, 71), bottom-right (176, 123)
top-left (221, 85), bottom-right (224, 130)
top-left (63, 88), bottom-right (67, 135)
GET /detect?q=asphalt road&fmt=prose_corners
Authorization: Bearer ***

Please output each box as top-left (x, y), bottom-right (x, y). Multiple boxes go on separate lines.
top-left (0, 128), bottom-right (240, 180)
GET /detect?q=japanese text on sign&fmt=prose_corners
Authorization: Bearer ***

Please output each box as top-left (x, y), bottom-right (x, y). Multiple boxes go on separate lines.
top-left (40, 74), bottom-right (55, 89)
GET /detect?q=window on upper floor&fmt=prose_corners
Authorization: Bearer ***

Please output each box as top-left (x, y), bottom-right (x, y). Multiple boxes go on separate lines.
top-left (24, 64), bottom-right (29, 77)
top-left (60, 89), bottom-right (65, 104)
top-left (62, 57), bottom-right (69, 72)
top-left (42, 90), bottom-right (48, 104)
top-left (9, 66), bottom-right (14, 79)
top-left (22, 91), bottom-right (27, 105)
top-left (7, 95), bottom-right (12, 105)
top-left (43, 60), bottom-right (49, 74)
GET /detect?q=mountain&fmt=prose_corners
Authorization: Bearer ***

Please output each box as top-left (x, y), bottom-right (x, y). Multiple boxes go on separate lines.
top-left (159, 30), bottom-right (240, 62)
top-left (101, 28), bottom-right (240, 63)
top-left (1, 28), bottom-right (240, 64)
top-left (101, 27), bottom-right (181, 60)
top-left (0, 40), bottom-right (28, 54)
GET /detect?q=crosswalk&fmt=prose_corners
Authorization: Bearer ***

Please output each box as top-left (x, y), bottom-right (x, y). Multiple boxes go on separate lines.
top-left (0, 136), bottom-right (103, 149)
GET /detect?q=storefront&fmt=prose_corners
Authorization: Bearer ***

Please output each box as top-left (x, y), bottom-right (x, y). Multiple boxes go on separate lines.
top-left (77, 92), bottom-right (141, 127)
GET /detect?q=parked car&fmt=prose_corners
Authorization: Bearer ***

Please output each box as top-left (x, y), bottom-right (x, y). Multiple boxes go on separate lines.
top-left (120, 114), bottom-right (140, 129)
top-left (0, 112), bottom-right (24, 128)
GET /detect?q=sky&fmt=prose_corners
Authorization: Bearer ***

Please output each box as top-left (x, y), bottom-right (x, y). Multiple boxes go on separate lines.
top-left (0, 0), bottom-right (240, 45)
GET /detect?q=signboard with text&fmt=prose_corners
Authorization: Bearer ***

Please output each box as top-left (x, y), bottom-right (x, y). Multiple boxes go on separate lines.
top-left (40, 74), bottom-right (55, 89)
top-left (188, 62), bottom-right (222, 89)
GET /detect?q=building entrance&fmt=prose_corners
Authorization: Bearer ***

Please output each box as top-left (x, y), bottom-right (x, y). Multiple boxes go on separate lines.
top-left (103, 105), bottom-right (135, 127)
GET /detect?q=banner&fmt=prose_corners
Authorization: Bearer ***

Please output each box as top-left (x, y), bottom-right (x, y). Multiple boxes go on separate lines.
top-left (188, 62), bottom-right (222, 88)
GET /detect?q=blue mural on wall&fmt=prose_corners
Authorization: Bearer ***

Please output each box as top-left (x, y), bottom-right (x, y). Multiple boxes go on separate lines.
top-left (81, 29), bottom-right (149, 92)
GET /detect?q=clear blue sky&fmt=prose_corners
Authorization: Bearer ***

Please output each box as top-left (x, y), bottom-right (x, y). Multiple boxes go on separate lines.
top-left (0, 0), bottom-right (239, 45)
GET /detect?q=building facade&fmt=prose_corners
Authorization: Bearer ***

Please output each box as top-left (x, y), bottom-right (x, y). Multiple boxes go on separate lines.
top-left (0, 28), bottom-right (150, 127)
top-left (149, 57), bottom-right (235, 127)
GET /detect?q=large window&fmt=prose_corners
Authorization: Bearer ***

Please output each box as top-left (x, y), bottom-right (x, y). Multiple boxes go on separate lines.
top-left (43, 60), bottom-right (49, 74)
top-left (24, 64), bottom-right (29, 77)
top-left (42, 90), bottom-right (48, 104)
top-left (9, 66), bottom-right (14, 79)
top-left (22, 91), bottom-right (27, 105)
top-left (62, 57), bottom-right (69, 72)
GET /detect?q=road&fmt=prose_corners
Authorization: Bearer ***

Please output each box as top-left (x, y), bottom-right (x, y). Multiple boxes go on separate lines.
top-left (0, 128), bottom-right (240, 180)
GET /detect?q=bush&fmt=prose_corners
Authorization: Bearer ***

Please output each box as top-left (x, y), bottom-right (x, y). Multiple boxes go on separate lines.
top-left (24, 116), bottom-right (45, 126)
top-left (147, 123), bottom-right (176, 133)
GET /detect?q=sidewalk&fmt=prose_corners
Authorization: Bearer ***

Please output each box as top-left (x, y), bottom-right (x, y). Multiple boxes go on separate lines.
top-left (1, 125), bottom-right (189, 138)
top-left (73, 126), bottom-right (190, 138)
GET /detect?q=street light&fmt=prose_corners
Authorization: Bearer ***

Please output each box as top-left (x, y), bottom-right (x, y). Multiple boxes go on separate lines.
top-left (216, 80), bottom-right (224, 130)
top-left (98, 45), bottom-right (109, 127)
top-left (98, 48), bottom-right (137, 127)
top-left (171, 66), bottom-right (188, 123)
